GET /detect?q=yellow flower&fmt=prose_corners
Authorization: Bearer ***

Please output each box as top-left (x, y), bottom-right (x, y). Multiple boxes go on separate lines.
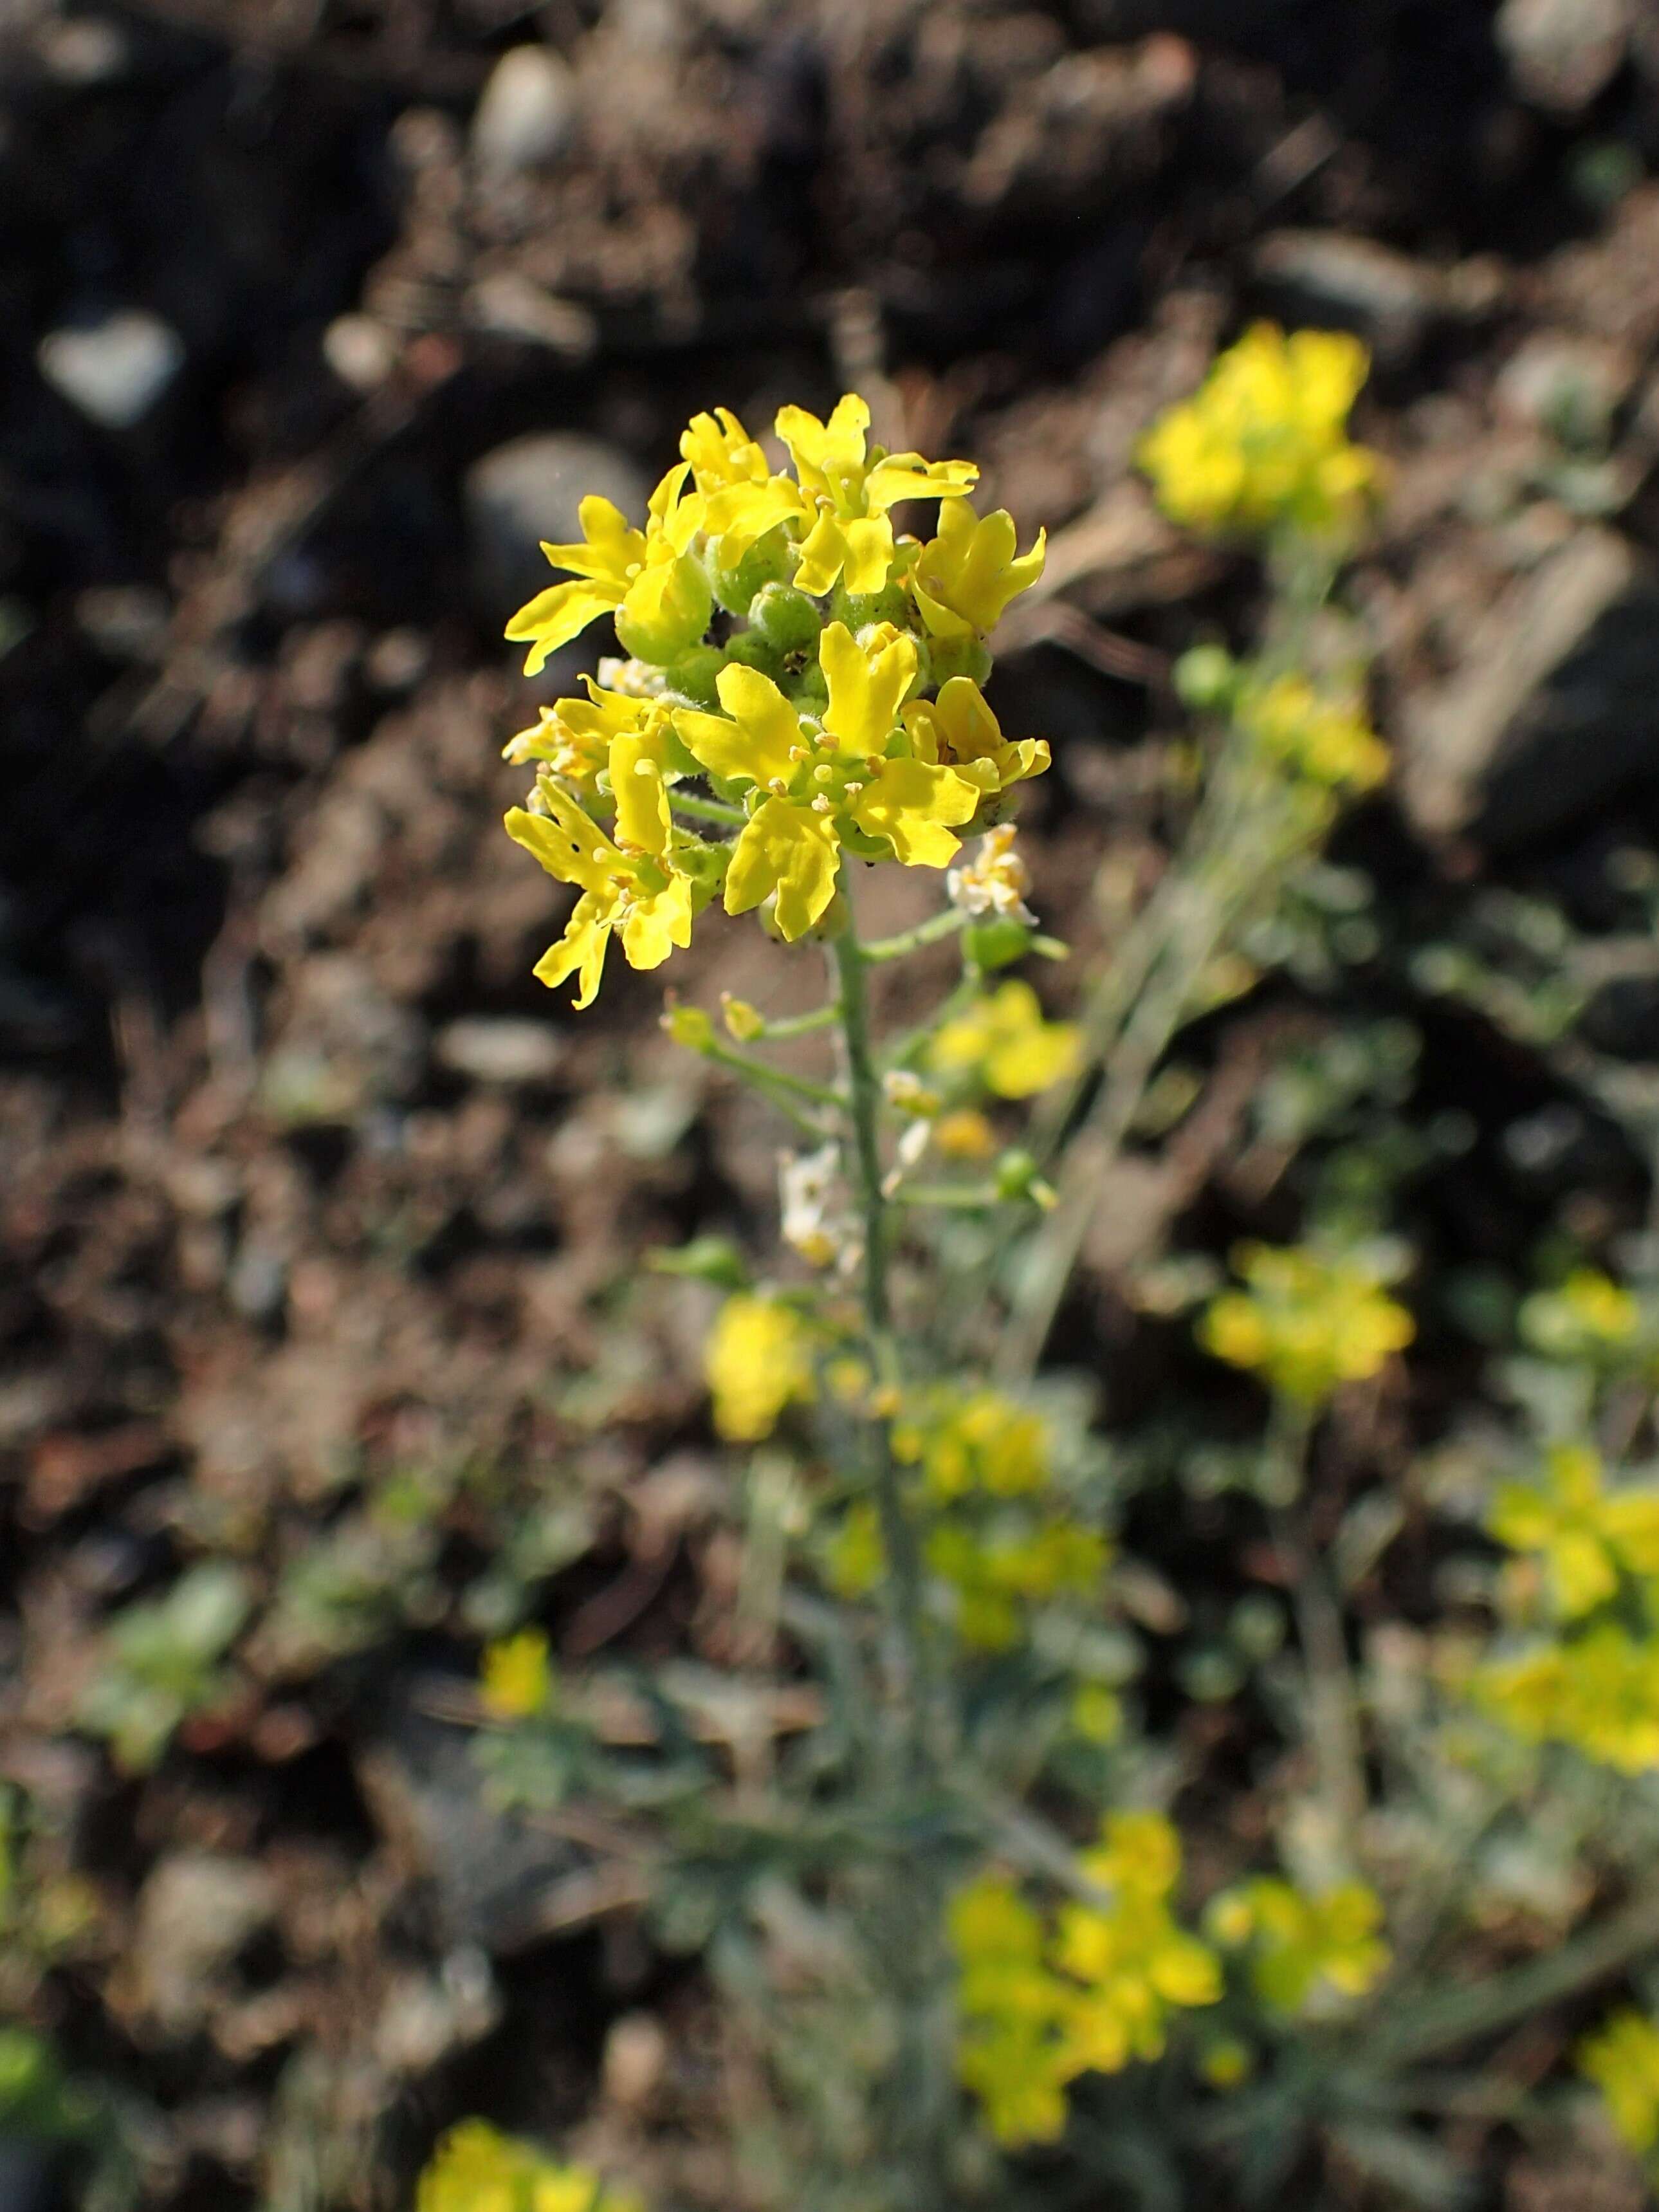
top-left (1476, 1624), bottom-right (1659, 1773)
top-left (478, 1628), bottom-right (551, 1720)
top-left (416, 2121), bottom-right (641, 2212)
top-left (903, 677), bottom-right (1050, 798)
top-left (775, 393), bottom-right (978, 597)
top-left (1137, 322), bottom-right (1381, 541)
top-left (505, 775), bottom-right (695, 1008)
top-left (935, 1108), bottom-right (998, 1161)
top-left (1236, 671), bottom-right (1388, 793)
top-left (910, 496), bottom-right (1047, 640)
top-left (1520, 1269), bottom-right (1642, 1361)
top-left (1198, 1242), bottom-right (1413, 1404)
top-left (1206, 1877), bottom-right (1389, 2014)
top-left (1489, 1442), bottom-right (1659, 1621)
top-left (679, 405), bottom-right (773, 497)
top-left (950, 1820), bottom-right (1218, 2149)
top-left (892, 1388), bottom-right (1052, 1500)
top-left (705, 1295), bottom-right (816, 1443)
top-left (926, 1520), bottom-right (1107, 1651)
top-left (1580, 2010), bottom-right (1659, 2156)
top-left (931, 980), bottom-right (1082, 1100)
top-left (674, 625), bottom-right (980, 939)
top-left (504, 465), bottom-right (710, 675)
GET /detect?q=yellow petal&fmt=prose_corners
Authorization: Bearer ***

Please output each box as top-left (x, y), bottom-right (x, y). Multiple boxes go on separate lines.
top-left (840, 514), bottom-right (895, 594)
top-left (821, 620), bottom-right (917, 757)
top-left (619, 871), bottom-right (694, 969)
top-left (793, 510), bottom-right (848, 596)
top-left (725, 797), bottom-right (841, 939)
top-left (864, 453), bottom-right (978, 510)
top-left (850, 759), bottom-right (978, 867)
top-left (504, 793), bottom-right (614, 894)
top-left (503, 579), bottom-right (623, 674)
top-left (532, 890), bottom-right (613, 1008)
top-left (610, 730), bottom-right (672, 855)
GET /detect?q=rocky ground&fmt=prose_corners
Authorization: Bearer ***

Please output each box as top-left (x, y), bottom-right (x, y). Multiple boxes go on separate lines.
top-left (12, 1), bottom-right (1659, 2206)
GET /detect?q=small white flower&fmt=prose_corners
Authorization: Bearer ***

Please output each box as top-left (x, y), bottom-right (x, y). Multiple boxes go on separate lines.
top-left (780, 1143), bottom-right (860, 1273)
top-left (948, 824), bottom-right (1036, 925)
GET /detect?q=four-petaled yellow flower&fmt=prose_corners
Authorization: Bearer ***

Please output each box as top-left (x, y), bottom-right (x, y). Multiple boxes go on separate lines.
top-left (675, 623), bottom-right (981, 939)
top-left (910, 495), bottom-right (1047, 640)
top-left (506, 773), bottom-right (695, 1009)
top-left (1205, 1877), bottom-right (1389, 2014)
top-left (1236, 671), bottom-right (1388, 794)
top-left (931, 979), bottom-right (1082, 1099)
top-left (1199, 1242), bottom-right (1413, 1404)
top-left (903, 677), bottom-right (1050, 798)
top-left (1138, 322), bottom-right (1381, 541)
top-left (705, 1295), bottom-right (816, 1443)
top-left (506, 464), bottom-right (710, 674)
top-left (416, 2121), bottom-right (643, 2212)
top-left (1489, 1442), bottom-right (1659, 1621)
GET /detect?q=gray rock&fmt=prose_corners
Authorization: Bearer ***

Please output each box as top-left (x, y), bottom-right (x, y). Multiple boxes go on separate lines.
top-left (1497, 0), bottom-right (1633, 113)
top-left (435, 1016), bottom-right (564, 1085)
top-left (470, 44), bottom-right (578, 176)
top-left (1251, 232), bottom-right (1500, 365)
top-left (37, 310), bottom-right (184, 429)
top-left (464, 430), bottom-right (648, 622)
top-left (1402, 527), bottom-right (1659, 848)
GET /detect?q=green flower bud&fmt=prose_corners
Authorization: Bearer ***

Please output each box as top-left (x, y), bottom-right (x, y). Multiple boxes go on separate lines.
top-left (749, 583), bottom-right (823, 656)
top-left (664, 644), bottom-right (726, 708)
top-left (720, 993), bottom-right (766, 1042)
top-left (964, 917), bottom-right (1034, 973)
top-left (838, 583), bottom-right (910, 631)
top-left (994, 1148), bottom-right (1054, 1206)
top-left (710, 527), bottom-right (795, 616)
top-left (787, 663), bottom-right (830, 712)
top-left (614, 554), bottom-right (713, 664)
top-left (1173, 643), bottom-right (1236, 711)
top-left (722, 631), bottom-right (785, 677)
top-left (928, 634), bottom-right (994, 687)
top-left (662, 1002), bottom-right (715, 1052)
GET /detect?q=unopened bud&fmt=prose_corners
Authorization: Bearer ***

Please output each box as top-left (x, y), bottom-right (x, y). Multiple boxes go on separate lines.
top-left (662, 1002), bottom-right (715, 1052)
top-left (721, 994), bottom-right (766, 1042)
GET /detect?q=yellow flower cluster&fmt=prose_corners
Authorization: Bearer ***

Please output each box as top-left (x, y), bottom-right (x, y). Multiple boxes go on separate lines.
top-left (1137, 323), bottom-right (1382, 540)
top-left (1198, 1242), bottom-right (1413, 1405)
top-left (1235, 671), bottom-right (1388, 798)
top-left (416, 2121), bottom-right (642, 2212)
top-left (931, 979), bottom-right (1082, 1101)
top-left (1476, 1433), bottom-right (1659, 1773)
top-left (478, 1628), bottom-right (553, 1720)
top-left (501, 397), bottom-right (1050, 1001)
top-left (1478, 1626), bottom-right (1659, 1773)
top-left (951, 1813), bottom-right (1220, 2146)
top-left (704, 1294), bottom-right (818, 1444)
top-left (826, 1387), bottom-right (1107, 1651)
top-left (1489, 1442), bottom-right (1659, 1621)
top-left (1519, 1268), bottom-right (1643, 1362)
top-left (1205, 1877), bottom-right (1389, 2014)
top-left (1580, 2009), bottom-right (1659, 2162)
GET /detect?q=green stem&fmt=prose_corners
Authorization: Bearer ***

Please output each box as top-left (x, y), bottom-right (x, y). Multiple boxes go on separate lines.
top-left (670, 791), bottom-right (746, 827)
top-left (755, 1003), bottom-right (840, 1040)
top-left (1266, 1397), bottom-right (1369, 1848)
top-left (892, 1183), bottom-right (999, 1209)
top-left (1370, 1884), bottom-right (1659, 2070)
top-left (863, 907), bottom-right (969, 964)
top-left (829, 880), bottom-right (950, 2206)
top-left (701, 1039), bottom-right (845, 1114)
